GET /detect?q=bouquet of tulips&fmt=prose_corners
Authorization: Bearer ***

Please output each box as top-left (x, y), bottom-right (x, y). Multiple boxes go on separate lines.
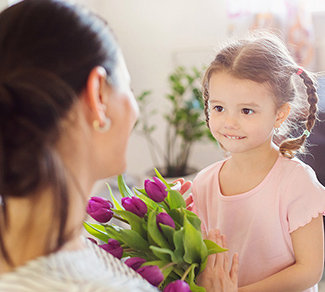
top-left (84, 169), bottom-right (226, 292)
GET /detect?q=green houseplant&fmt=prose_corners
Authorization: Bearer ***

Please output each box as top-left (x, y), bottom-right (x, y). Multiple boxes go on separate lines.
top-left (136, 66), bottom-right (214, 178)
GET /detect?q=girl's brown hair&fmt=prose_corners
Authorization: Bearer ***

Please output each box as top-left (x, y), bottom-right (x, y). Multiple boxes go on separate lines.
top-left (202, 31), bottom-right (318, 158)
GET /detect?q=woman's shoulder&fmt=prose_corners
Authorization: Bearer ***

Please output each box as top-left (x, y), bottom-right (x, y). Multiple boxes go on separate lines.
top-left (0, 238), bottom-right (156, 292)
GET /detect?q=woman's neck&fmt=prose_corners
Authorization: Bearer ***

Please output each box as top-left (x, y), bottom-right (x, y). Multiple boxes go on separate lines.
top-left (0, 184), bottom-right (89, 274)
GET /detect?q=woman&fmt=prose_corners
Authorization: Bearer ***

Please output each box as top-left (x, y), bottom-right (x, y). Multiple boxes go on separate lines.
top-left (0, 0), bottom-right (237, 291)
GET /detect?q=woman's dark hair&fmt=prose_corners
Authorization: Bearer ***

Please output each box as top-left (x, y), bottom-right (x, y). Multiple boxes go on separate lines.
top-left (0, 0), bottom-right (119, 264)
top-left (202, 31), bottom-right (318, 158)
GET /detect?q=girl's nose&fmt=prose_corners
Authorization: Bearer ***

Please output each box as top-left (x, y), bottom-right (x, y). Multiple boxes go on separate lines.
top-left (223, 113), bottom-right (239, 130)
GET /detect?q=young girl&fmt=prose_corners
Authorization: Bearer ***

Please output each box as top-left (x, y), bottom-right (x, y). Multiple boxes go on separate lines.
top-left (191, 31), bottom-right (325, 291)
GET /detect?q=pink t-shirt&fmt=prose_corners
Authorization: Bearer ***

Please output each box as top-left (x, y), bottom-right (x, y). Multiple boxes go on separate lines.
top-left (191, 155), bottom-right (325, 291)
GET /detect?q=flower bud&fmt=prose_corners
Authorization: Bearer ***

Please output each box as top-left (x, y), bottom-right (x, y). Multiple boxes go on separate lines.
top-left (144, 177), bottom-right (168, 202)
top-left (156, 212), bottom-right (175, 231)
top-left (163, 280), bottom-right (191, 292)
top-left (124, 257), bottom-right (146, 271)
top-left (136, 265), bottom-right (164, 287)
top-left (99, 239), bottom-right (123, 259)
top-left (86, 196), bottom-right (114, 223)
top-left (121, 196), bottom-right (147, 218)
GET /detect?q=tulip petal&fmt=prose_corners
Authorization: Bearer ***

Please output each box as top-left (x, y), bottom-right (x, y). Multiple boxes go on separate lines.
top-left (163, 280), bottom-right (191, 292)
top-left (136, 265), bottom-right (164, 287)
top-left (99, 239), bottom-right (123, 259)
top-left (124, 257), bottom-right (146, 271)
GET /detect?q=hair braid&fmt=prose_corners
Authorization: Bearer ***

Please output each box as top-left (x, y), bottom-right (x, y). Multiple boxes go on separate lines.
top-left (279, 69), bottom-right (318, 158)
top-left (203, 81), bottom-right (210, 128)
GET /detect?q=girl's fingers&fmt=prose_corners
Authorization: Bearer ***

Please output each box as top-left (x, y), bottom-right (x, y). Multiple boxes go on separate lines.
top-left (180, 180), bottom-right (192, 194)
top-left (206, 229), bottom-right (222, 268)
top-left (172, 178), bottom-right (192, 195)
top-left (214, 230), bottom-right (225, 269)
top-left (221, 234), bottom-right (230, 271)
top-left (230, 253), bottom-right (239, 285)
top-left (185, 194), bottom-right (194, 206)
top-left (172, 178), bottom-right (184, 184)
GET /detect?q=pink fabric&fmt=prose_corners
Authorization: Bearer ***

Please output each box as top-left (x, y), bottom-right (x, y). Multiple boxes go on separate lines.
top-left (192, 155), bottom-right (325, 291)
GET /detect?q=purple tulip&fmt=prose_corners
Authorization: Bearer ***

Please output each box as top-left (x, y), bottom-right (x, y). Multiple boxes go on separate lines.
top-left (156, 212), bottom-right (175, 231)
top-left (86, 196), bottom-right (114, 223)
top-left (144, 177), bottom-right (168, 202)
top-left (163, 280), bottom-right (191, 292)
top-left (121, 196), bottom-right (147, 218)
top-left (99, 239), bottom-right (123, 259)
top-left (124, 257), bottom-right (147, 271)
top-left (136, 265), bottom-right (164, 287)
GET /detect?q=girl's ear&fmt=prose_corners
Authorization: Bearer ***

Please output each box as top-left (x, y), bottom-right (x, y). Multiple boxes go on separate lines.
top-left (275, 102), bottom-right (291, 128)
top-left (85, 66), bottom-right (109, 126)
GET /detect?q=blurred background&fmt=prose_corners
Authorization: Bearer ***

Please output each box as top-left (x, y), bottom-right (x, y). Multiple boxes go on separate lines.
top-left (2, 0), bottom-right (325, 189)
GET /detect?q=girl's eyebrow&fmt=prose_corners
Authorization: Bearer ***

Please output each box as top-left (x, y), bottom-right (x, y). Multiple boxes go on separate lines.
top-left (239, 103), bottom-right (261, 108)
top-left (209, 100), bottom-right (223, 104)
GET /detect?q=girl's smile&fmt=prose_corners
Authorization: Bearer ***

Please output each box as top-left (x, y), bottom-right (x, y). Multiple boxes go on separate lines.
top-left (222, 134), bottom-right (246, 139)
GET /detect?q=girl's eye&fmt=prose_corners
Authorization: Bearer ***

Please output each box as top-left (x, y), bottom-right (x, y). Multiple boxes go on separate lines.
top-left (214, 106), bottom-right (224, 112)
top-left (241, 108), bottom-right (254, 115)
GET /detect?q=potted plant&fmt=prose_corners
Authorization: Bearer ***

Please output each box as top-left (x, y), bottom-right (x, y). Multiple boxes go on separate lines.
top-left (135, 66), bottom-right (215, 178)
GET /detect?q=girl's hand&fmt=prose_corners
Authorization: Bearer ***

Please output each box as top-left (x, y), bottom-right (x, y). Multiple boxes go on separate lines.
top-left (197, 229), bottom-right (239, 292)
top-left (172, 178), bottom-right (192, 195)
top-left (172, 178), bottom-right (194, 211)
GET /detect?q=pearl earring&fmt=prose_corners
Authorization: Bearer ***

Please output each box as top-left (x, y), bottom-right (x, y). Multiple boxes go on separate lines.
top-left (93, 117), bottom-right (111, 133)
top-left (274, 127), bottom-right (279, 134)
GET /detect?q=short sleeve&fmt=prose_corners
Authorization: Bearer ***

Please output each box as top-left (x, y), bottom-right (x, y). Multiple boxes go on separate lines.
top-left (283, 163), bottom-right (325, 233)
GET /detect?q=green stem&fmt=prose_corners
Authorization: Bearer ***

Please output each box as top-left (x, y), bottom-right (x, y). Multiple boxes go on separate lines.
top-left (123, 248), bottom-right (136, 253)
top-left (113, 214), bottom-right (129, 224)
top-left (181, 264), bottom-right (194, 281)
top-left (162, 262), bottom-right (176, 271)
top-left (163, 199), bottom-right (170, 210)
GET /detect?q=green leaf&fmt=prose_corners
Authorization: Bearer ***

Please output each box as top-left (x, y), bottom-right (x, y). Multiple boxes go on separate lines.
top-left (168, 209), bottom-right (184, 227)
top-left (172, 228), bottom-right (185, 265)
top-left (204, 239), bottom-right (228, 255)
top-left (188, 263), bottom-right (206, 292)
top-left (182, 208), bottom-right (202, 231)
top-left (198, 258), bottom-right (207, 274)
top-left (83, 222), bottom-right (109, 243)
top-left (134, 187), bottom-right (147, 195)
top-left (114, 209), bottom-right (147, 239)
top-left (154, 168), bottom-right (170, 190)
top-left (167, 190), bottom-right (186, 209)
top-left (183, 216), bottom-right (207, 264)
top-left (106, 183), bottom-right (123, 211)
top-left (150, 246), bottom-right (174, 262)
top-left (159, 224), bottom-right (175, 247)
top-left (105, 225), bottom-right (150, 251)
top-left (117, 174), bottom-right (133, 198)
top-left (147, 210), bottom-right (171, 249)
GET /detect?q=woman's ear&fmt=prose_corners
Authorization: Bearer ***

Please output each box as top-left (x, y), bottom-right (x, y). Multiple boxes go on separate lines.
top-left (274, 102), bottom-right (291, 128)
top-left (85, 66), bottom-right (109, 126)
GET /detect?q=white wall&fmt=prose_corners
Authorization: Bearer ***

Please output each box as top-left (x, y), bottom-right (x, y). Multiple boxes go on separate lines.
top-left (76, 0), bottom-right (229, 182)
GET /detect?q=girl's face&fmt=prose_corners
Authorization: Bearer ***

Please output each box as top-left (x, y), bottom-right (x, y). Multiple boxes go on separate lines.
top-left (208, 72), bottom-right (283, 156)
